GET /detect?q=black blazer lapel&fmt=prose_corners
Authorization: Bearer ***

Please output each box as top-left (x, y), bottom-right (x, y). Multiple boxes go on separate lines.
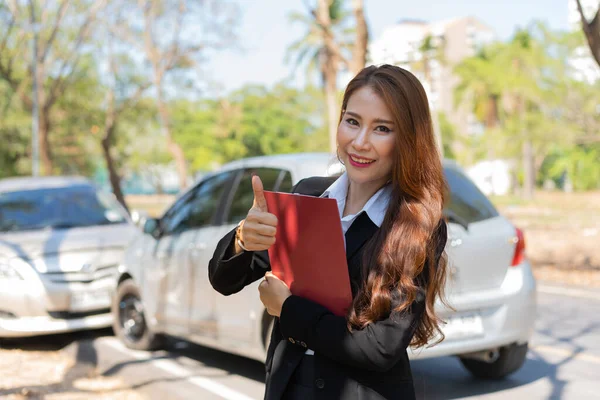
top-left (345, 212), bottom-right (379, 262)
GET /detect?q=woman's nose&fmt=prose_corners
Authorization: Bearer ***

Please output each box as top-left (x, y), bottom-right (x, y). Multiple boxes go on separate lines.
top-left (352, 128), bottom-right (371, 151)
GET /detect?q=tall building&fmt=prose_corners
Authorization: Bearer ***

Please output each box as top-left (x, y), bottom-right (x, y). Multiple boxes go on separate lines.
top-left (567, 0), bottom-right (600, 84)
top-left (369, 17), bottom-right (495, 136)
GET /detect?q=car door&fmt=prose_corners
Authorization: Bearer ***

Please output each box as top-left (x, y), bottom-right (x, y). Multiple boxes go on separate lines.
top-left (152, 172), bottom-right (234, 336)
top-left (142, 189), bottom-right (196, 333)
top-left (182, 171), bottom-right (237, 337)
top-left (211, 167), bottom-right (290, 348)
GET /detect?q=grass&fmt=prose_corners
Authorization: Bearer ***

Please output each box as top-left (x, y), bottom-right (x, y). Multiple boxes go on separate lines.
top-left (125, 194), bottom-right (175, 218)
top-left (490, 190), bottom-right (600, 230)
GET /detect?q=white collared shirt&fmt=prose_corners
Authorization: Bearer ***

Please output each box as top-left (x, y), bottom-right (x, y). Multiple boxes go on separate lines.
top-left (321, 172), bottom-right (392, 241)
top-left (305, 172), bottom-right (391, 355)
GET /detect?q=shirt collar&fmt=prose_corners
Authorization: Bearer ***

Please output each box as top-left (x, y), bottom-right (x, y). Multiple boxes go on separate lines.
top-left (321, 172), bottom-right (391, 228)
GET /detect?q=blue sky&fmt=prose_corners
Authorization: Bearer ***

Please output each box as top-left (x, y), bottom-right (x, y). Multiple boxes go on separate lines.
top-left (204, 0), bottom-right (571, 94)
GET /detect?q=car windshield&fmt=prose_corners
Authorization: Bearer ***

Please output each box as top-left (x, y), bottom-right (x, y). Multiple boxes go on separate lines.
top-left (0, 185), bottom-right (128, 233)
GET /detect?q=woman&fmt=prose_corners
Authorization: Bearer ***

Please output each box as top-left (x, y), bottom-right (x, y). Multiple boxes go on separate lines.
top-left (208, 64), bottom-right (449, 400)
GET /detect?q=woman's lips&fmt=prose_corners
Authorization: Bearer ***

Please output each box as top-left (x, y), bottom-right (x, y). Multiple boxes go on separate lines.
top-left (348, 154), bottom-right (375, 168)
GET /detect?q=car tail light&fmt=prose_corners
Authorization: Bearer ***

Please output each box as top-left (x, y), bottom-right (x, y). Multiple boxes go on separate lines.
top-left (511, 227), bottom-right (526, 267)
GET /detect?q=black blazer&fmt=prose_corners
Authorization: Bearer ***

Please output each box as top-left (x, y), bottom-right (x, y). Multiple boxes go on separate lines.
top-left (208, 176), bottom-right (447, 400)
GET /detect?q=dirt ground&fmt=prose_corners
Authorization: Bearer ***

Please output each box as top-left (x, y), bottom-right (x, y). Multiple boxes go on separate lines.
top-left (495, 191), bottom-right (600, 288)
top-left (0, 331), bottom-right (145, 400)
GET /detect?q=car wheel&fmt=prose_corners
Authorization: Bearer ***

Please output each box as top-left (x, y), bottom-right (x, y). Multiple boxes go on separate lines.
top-left (112, 279), bottom-right (163, 351)
top-left (459, 343), bottom-right (528, 380)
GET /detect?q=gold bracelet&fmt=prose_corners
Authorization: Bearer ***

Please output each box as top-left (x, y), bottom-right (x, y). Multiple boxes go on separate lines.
top-left (236, 222), bottom-right (250, 252)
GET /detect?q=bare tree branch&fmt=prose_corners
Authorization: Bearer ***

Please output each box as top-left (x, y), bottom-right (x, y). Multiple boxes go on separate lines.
top-left (0, 13), bottom-right (16, 56)
top-left (5, 28), bottom-right (28, 79)
top-left (40, 0), bottom-right (70, 63)
top-left (7, 0), bottom-right (20, 17)
top-left (576, 0), bottom-right (600, 67)
top-left (47, 0), bottom-right (106, 106)
top-left (141, 0), bottom-right (160, 71)
top-left (116, 82), bottom-right (152, 115)
top-left (107, 24), bottom-right (141, 49)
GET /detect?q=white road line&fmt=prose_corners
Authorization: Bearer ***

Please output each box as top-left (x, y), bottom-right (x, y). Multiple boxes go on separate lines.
top-left (102, 338), bottom-right (256, 400)
top-left (533, 345), bottom-right (600, 365)
top-left (537, 284), bottom-right (600, 301)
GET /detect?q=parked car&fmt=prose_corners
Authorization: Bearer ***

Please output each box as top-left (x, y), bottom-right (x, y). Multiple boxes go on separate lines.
top-left (113, 152), bottom-right (536, 380)
top-left (0, 176), bottom-right (138, 337)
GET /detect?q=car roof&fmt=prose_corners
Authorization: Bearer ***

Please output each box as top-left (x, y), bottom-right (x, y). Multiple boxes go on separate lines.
top-left (219, 152), bottom-right (334, 171)
top-left (0, 176), bottom-right (93, 193)
top-left (217, 152), bottom-right (459, 180)
top-left (214, 152), bottom-right (344, 183)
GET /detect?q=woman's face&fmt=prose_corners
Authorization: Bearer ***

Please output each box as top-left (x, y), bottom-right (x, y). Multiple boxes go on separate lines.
top-left (337, 86), bottom-right (396, 189)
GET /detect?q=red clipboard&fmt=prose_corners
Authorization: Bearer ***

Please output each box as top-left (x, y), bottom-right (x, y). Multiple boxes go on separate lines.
top-left (263, 191), bottom-right (352, 317)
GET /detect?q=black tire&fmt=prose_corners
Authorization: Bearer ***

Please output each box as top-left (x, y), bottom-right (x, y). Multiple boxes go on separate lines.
top-left (112, 279), bottom-right (163, 351)
top-left (459, 343), bottom-right (529, 380)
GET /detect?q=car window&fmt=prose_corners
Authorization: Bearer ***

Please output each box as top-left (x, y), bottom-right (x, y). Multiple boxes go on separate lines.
top-left (276, 171), bottom-right (294, 193)
top-left (444, 167), bottom-right (498, 224)
top-left (225, 168), bottom-right (283, 224)
top-left (0, 185), bottom-right (128, 233)
top-left (161, 172), bottom-right (233, 235)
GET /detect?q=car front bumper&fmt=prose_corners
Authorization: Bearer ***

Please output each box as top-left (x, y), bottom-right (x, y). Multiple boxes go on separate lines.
top-left (0, 273), bottom-right (116, 338)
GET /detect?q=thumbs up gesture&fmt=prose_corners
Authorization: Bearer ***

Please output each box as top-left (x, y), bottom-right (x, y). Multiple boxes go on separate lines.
top-left (236, 175), bottom-right (278, 252)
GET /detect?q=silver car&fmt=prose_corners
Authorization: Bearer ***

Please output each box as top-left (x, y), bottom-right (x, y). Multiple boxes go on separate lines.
top-left (0, 176), bottom-right (137, 337)
top-left (113, 152), bottom-right (536, 380)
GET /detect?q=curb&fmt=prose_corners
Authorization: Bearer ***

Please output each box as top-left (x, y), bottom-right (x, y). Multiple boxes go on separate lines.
top-left (537, 283), bottom-right (600, 301)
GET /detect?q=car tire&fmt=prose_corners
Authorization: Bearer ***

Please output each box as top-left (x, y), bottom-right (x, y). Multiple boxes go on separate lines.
top-left (112, 279), bottom-right (163, 351)
top-left (459, 342), bottom-right (529, 380)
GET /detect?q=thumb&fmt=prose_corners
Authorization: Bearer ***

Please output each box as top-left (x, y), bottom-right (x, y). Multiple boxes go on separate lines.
top-left (252, 175), bottom-right (268, 212)
top-left (265, 271), bottom-right (282, 283)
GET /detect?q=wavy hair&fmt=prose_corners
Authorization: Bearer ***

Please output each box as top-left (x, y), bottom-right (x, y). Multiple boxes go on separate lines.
top-left (343, 64), bottom-right (448, 348)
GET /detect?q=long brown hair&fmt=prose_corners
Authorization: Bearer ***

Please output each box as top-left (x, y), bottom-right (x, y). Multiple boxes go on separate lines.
top-left (343, 64), bottom-right (448, 348)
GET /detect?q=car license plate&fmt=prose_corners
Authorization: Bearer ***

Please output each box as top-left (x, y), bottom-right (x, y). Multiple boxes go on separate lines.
top-left (70, 290), bottom-right (111, 311)
top-left (443, 312), bottom-right (484, 341)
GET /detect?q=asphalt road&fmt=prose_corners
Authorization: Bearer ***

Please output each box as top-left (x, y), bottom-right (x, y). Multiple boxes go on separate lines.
top-left (5, 287), bottom-right (600, 400)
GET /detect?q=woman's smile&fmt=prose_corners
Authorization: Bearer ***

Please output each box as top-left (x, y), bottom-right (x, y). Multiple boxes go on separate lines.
top-left (348, 153), bottom-right (376, 167)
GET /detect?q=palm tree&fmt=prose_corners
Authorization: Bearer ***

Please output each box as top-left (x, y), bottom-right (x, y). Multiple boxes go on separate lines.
top-left (286, 0), bottom-right (368, 152)
top-left (454, 46), bottom-right (505, 161)
top-left (411, 34), bottom-right (447, 157)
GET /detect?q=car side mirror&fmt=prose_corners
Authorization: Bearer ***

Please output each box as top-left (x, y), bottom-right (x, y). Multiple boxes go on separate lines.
top-left (130, 209), bottom-right (150, 228)
top-left (143, 218), bottom-right (161, 238)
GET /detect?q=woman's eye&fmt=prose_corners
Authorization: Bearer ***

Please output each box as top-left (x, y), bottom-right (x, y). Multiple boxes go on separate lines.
top-left (376, 125), bottom-right (391, 133)
top-left (346, 118), bottom-right (359, 126)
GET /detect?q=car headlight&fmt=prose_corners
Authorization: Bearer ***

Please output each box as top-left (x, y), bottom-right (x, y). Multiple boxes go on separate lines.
top-left (0, 263), bottom-right (24, 280)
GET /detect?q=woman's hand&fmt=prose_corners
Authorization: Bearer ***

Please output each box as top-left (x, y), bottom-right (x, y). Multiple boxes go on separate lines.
top-left (236, 175), bottom-right (278, 253)
top-left (259, 272), bottom-right (292, 317)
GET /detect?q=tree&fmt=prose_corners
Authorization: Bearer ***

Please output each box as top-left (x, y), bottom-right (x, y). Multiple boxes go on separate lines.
top-left (454, 45), bottom-right (505, 162)
top-left (111, 0), bottom-right (238, 190)
top-left (350, 0), bottom-right (369, 76)
top-left (287, 0), bottom-right (369, 152)
top-left (413, 34), bottom-right (446, 157)
top-left (576, 0), bottom-right (600, 67)
top-left (93, 3), bottom-right (154, 211)
top-left (170, 84), bottom-right (329, 170)
top-left (0, 0), bottom-right (107, 175)
top-left (453, 24), bottom-right (582, 196)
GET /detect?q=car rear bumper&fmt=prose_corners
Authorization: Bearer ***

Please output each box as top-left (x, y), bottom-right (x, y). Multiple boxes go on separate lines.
top-left (409, 260), bottom-right (537, 360)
